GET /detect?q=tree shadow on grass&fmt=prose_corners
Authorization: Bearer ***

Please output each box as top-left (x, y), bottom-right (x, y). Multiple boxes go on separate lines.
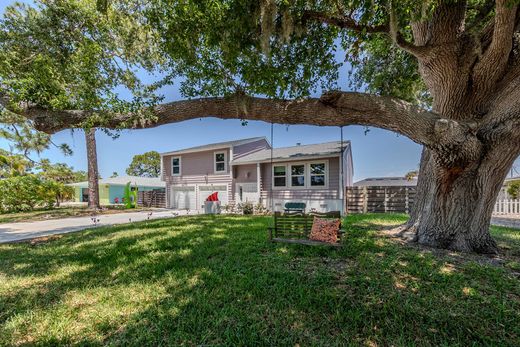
top-left (0, 214), bottom-right (519, 346)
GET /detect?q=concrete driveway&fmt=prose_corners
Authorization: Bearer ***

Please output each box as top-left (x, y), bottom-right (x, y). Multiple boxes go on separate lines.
top-left (0, 209), bottom-right (189, 243)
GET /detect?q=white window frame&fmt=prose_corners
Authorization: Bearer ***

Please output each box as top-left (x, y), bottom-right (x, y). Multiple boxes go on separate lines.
top-left (172, 156), bottom-right (181, 176)
top-left (214, 151), bottom-right (227, 174)
top-left (308, 160), bottom-right (329, 189)
top-left (289, 163), bottom-right (306, 188)
top-left (271, 160), bottom-right (329, 189)
top-left (272, 164), bottom-right (288, 189)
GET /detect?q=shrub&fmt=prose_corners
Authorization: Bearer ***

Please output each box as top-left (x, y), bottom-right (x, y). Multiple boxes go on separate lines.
top-left (253, 202), bottom-right (269, 215)
top-left (0, 175), bottom-right (73, 212)
top-left (0, 175), bottom-right (46, 212)
top-left (42, 180), bottom-right (74, 207)
top-left (238, 201), bottom-right (254, 215)
top-left (507, 180), bottom-right (520, 199)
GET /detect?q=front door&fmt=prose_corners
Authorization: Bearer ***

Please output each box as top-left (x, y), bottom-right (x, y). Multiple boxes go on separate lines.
top-left (235, 183), bottom-right (259, 203)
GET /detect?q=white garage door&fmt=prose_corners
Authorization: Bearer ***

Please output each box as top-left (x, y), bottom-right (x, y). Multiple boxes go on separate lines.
top-left (198, 185), bottom-right (229, 208)
top-left (171, 186), bottom-right (196, 210)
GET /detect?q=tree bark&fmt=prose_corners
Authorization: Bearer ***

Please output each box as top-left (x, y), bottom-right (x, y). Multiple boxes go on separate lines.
top-left (85, 128), bottom-right (100, 209)
top-left (406, 142), bottom-right (519, 253)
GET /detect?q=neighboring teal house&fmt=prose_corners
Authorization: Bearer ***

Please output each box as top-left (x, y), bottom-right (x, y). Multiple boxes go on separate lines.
top-left (69, 176), bottom-right (165, 205)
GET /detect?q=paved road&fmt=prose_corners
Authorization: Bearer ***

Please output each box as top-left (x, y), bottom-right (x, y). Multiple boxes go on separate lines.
top-left (0, 209), bottom-right (188, 243)
top-left (491, 216), bottom-right (520, 229)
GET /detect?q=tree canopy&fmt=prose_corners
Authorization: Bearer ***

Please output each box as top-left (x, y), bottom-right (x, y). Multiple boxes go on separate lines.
top-left (0, 0), bottom-right (162, 131)
top-left (126, 151), bottom-right (160, 177)
top-left (2, 0), bottom-right (517, 155)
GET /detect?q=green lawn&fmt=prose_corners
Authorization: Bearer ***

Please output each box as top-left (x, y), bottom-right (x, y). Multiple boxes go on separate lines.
top-left (0, 214), bottom-right (519, 346)
top-left (0, 206), bottom-right (151, 224)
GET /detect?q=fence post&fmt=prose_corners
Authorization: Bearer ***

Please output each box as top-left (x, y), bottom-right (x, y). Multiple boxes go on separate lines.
top-left (363, 186), bottom-right (368, 213)
top-left (345, 187), bottom-right (350, 214)
top-left (405, 188), bottom-right (409, 214)
top-left (384, 187), bottom-right (388, 213)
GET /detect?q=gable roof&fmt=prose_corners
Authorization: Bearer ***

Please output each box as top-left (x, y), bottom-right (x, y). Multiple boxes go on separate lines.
top-left (231, 141), bottom-right (349, 164)
top-left (68, 176), bottom-right (165, 188)
top-left (160, 137), bottom-right (267, 156)
top-left (353, 177), bottom-right (417, 187)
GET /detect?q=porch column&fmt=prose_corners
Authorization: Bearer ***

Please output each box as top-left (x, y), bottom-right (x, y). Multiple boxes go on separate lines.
top-left (257, 163), bottom-right (261, 203)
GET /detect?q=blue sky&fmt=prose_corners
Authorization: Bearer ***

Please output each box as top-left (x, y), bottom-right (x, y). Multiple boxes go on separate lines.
top-left (0, 0), bottom-right (424, 181)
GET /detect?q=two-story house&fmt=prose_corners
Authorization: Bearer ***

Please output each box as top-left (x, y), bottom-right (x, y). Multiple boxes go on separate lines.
top-left (160, 137), bottom-right (353, 213)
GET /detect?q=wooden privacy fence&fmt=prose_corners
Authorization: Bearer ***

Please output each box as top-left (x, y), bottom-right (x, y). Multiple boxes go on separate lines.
top-left (493, 199), bottom-right (520, 215)
top-left (346, 186), bottom-right (416, 214)
top-left (137, 190), bottom-right (166, 208)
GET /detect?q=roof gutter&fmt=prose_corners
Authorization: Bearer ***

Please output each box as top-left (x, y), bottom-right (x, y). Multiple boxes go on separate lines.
top-left (231, 153), bottom-right (341, 165)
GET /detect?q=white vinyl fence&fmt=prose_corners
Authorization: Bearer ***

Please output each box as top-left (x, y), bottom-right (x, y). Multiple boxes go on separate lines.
top-left (494, 199), bottom-right (520, 215)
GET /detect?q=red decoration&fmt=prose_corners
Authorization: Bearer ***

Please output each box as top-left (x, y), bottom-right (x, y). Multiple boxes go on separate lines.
top-left (205, 192), bottom-right (219, 202)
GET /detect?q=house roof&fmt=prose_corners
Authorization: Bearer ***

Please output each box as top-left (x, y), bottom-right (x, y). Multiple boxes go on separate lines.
top-left (504, 175), bottom-right (520, 182)
top-left (160, 137), bottom-right (267, 156)
top-left (231, 141), bottom-right (349, 164)
top-left (353, 176), bottom-right (418, 187)
top-left (68, 176), bottom-right (165, 188)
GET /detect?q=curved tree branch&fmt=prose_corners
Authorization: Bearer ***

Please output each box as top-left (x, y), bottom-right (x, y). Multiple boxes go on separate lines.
top-left (302, 9), bottom-right (430, 58)
top-left (1, 91), bottom-right (482, 163)
top-left (473, 0), bottom-right (518, 92)
top-left (301, 10), bottom-right (388, 33)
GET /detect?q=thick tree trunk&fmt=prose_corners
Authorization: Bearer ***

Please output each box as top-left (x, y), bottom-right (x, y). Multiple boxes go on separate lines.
top-left (406, 144), bottom-right (519, 253)
top-left (85, 128), bottom-right (100, 209)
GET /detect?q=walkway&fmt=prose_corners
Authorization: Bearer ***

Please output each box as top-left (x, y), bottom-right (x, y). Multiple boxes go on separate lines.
top-left (0, 209), bottom-right (188, 243)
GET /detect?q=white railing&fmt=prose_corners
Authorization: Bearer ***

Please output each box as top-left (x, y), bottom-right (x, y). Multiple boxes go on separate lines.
top-left (494, 199), bottom-right (520, 215)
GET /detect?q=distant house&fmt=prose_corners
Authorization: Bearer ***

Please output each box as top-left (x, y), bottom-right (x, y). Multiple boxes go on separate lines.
top-left (498, 176), bottom-right (520, 199)
top-left (354, 176), bottom-right (418, 187)
top-left (160, 137), bottom-right (353, 212)
top-left (69, 176), bottom-right (165, 204)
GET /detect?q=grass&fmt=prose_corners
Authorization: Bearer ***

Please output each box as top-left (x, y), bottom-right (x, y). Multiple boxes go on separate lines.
top-left (0, 214), bottom-right (519, 346)
top-left (0, 205), bottom-right (151, 224)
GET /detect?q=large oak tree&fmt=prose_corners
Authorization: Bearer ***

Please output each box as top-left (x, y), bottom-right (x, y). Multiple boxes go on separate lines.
top-left (2, 0), bottom-right (520, 253)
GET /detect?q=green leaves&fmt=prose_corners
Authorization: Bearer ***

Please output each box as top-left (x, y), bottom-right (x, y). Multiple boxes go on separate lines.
top-left (126, 151), bottom-right (160, 177)
top-left (507, 180), bottom-right (520, 199)
top-left (0, 174), bottom-right (73, 211)
top-left (345, 34), bottom-right (429, 105)
top-left (0, 0), bottom-right (163, 127)
top-left (7, 0), bottom-right (494, 121)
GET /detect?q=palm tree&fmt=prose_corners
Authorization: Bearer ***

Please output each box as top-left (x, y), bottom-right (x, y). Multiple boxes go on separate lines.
top-left (85, 128), bottom-right (100, 209)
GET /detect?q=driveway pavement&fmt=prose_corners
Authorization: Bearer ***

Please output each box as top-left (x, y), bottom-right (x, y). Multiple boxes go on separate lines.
top-left (491, 216), bottom-right (520, 229)
top-left (0, 209), bottom-right (189, 243)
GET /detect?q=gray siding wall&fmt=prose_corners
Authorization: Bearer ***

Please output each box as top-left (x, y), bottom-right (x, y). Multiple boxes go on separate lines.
top-left (231, 164), bottom-right (258, 199)
top-left (233, 138), bottom-right (270, 159)
top-left (163, 148), bottom-right (230, 178)
top-left (162, 148), bottom-right (232, 208)
top-left (233, 164), bottom-right (257, 183)
top-left (260, 156), bottom-right (341, 200)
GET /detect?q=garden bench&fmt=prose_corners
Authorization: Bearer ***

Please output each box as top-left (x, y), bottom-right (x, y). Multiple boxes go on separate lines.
top-left (284, 202), bottom-right (306, 213)
top-left (268, 211), bottom-right (344, 247)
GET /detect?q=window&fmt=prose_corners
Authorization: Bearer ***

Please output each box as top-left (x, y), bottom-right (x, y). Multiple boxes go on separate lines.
top-left (214, 152), bottom-right (227, 173)
top-left (172, 157), bottom-right (181, 176)
top-left (290, 164), bottom-right (305, 187)
top-left (272, 161), bottom-right (328, 189)
top-left (273, 165), bottom-right (286, 187)
top-left (310, 163), bottom-right (326, 186)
